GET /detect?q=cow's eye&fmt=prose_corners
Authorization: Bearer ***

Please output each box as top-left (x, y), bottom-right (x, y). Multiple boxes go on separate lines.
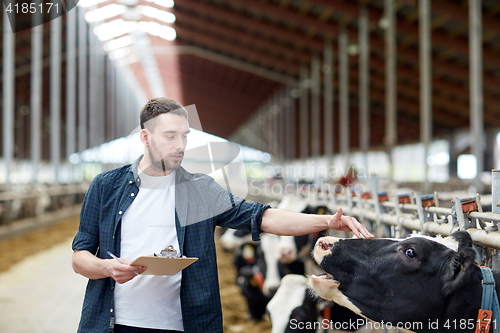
top-left (405, 248), bottom-right (415, 259)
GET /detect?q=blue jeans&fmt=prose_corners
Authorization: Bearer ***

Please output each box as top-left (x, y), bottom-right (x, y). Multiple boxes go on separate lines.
top-left (114, 324), bottom-right (183, 333)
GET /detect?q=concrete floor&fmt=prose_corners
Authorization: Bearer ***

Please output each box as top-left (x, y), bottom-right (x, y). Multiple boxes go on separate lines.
top-left (0, 237), bottom-right (87, 333)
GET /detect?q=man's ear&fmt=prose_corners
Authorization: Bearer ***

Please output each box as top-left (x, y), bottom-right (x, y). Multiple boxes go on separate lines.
top-left (442, 247), bottom-right (476, 296)
top-left (140, 129), bottom-right (150, 147)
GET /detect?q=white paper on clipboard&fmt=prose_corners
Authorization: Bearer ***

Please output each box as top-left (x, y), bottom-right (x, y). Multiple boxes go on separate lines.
top-left (130, 256), bottom-right (198, 275)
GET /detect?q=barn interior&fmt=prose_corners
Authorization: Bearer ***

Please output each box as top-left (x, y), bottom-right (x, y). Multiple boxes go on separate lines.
top-left (1, 0), bottom-right (500, 332)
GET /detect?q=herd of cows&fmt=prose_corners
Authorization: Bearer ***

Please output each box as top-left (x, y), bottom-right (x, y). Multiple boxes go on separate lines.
top-left (219, 195), bottom-right (500, 333)
top-left (219, 196), bottom-right (366, 333)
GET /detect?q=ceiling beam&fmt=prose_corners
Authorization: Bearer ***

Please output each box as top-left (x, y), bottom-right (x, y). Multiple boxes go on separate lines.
top-left (174, 10), bottom-right (311, 64)
top-left (306, 0), bottom-right (500, 69)
top-left (369, 47), bottom-right (500, 96)
top-left (357, 80), bottom-right (469, 129)
top-left (180, 87), bottom-right (263, 137)
top-left (178, 80), bottom-right (262, 112)
top-left (169, 55), bottom-right (280, 101)
top-left (151, 44), bottom-right (297, 85)
top-left (175, 0), bottom-right (500, 95)
top-left (222, 0), bottom-right (500, 83)
top-left (173, 0), bottom-right (325, 52)
top-left (226, 0), bottom-right (350, 40)
top-left (360, 56), bottom-right (500, 114)
top-left (174, 25), bottom-right (300, 75)
top-left (431, 0), bottom-right (500, 36)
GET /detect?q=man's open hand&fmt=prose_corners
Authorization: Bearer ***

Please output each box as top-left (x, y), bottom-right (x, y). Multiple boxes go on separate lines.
top-left (327, 207), bottom-right (374, 239)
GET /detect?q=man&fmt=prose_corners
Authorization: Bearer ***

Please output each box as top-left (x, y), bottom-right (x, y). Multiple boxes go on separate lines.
top-left (72, 97), bottom-right (373, 333)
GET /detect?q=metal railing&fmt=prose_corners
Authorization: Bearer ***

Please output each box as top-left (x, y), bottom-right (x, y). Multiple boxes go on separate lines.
top-left (251, 170), bottom-right (500, 255)
top-left (326, 192), bottom-right (500, 250)
top-left (0, 183), bottom-right (89, 225)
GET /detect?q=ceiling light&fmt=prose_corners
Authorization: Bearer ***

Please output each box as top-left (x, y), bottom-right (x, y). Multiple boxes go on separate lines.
top-left (378, 17), bottom-right (389, 29)
top-left (94, 19), bottom-right (137, 41)
top-left (78, 0), bottom-right (108, 8)
top-left (348, 44), bottom-right (359, 56)
top-left (122, 7), bottom-right (142, 21)
top-left (85, 4), bottom-right (127, 23)
top-left (144, 0), bottom-right (174, 8)
top-left (138, 21), bottom-right (176, 41)
top-left (140, 6), bottom-right (176, 23)
top-left (103, 35), bottom-right (135, 52)
top-left (116, 0), bottom-right (139, 5)
top-left (109, 47), bottom-right (133, 60)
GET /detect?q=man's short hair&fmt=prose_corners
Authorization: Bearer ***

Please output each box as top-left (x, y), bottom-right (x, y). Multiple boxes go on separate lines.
top-left (140, 97), bottom-right (188, 130)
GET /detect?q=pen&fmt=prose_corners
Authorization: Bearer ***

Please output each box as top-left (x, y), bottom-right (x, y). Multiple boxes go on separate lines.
top-left (107, 251), bottom-right (139, 275)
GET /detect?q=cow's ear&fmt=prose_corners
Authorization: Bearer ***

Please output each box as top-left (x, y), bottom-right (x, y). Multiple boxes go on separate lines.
top-left (442, 247), bottom-right (476, 296)
top-left (450, 230), bottom-right (473, 250)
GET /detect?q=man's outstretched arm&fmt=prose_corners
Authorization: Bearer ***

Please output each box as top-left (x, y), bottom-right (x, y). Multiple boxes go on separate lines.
top-left (260, 207), bottom-right (373, 239)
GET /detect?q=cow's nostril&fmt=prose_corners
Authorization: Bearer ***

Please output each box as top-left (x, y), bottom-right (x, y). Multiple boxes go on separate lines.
top-left (318, 239), bottom-right (333, 251)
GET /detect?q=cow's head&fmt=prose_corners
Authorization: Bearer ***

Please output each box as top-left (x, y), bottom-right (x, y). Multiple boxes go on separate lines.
top-left (308, 231), bottom-right (480, 326)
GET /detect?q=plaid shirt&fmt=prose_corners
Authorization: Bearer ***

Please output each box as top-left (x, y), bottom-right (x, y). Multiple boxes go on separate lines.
top-left (72, 155), bottom-right (270, 333)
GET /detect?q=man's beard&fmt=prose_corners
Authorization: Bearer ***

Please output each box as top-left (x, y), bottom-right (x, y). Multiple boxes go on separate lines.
top-left (147, 142), bottom-right (183, 173)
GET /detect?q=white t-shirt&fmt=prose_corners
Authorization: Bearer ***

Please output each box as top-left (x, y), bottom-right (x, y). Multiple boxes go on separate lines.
top-left (114, 169), bottom-right (183, 331)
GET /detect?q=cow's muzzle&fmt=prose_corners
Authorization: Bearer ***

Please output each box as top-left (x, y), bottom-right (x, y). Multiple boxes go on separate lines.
top-left (313, 236), bottom-right (340, 265)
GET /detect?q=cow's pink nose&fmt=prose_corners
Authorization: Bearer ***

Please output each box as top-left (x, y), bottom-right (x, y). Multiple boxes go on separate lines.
top-left (279, 248), bottom-right (294, 260)
top-left (280, 248), bottom-right (293, 256)
top-left (317, 238), bottom-right (333, 252)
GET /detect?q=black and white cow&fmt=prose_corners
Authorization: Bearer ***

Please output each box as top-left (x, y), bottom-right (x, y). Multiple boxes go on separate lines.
top-left (219, 229), bottom-right (254, 252)
top-left (233, 233), bottom-right (280, 320)
top-left (267, 274), bottom-right (318, 333)
top-left (309, 231), bottom-right (496, 333)
top-left (226, 196), bottom-right (358, 328)
top-left (267, 274), bottom-right (363, 333)
top-left (237, 264), bottom-right (271, 320)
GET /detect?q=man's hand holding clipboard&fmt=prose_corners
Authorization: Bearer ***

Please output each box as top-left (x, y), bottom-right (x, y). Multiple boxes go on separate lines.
top-left (129, 245), bottom-right (198, 275)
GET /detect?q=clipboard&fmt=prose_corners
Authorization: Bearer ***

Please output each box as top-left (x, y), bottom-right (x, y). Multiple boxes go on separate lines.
top-left (130, 256), bottom-right (198, 275)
